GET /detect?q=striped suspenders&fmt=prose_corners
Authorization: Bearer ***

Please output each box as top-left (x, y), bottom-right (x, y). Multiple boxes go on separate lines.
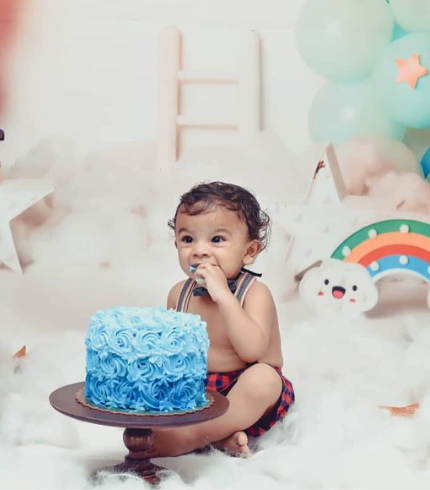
top-left (176, 278), bottom-right (195, 313)
top-left (175, 272), bottom-right (257, 312)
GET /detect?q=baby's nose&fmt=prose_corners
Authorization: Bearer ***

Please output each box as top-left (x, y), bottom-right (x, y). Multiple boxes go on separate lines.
top-left (193, 242), bottom-right (209, 256)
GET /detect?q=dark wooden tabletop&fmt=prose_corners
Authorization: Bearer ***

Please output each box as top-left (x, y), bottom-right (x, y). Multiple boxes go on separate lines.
top-left (49, 382), bottom-right (229, 429)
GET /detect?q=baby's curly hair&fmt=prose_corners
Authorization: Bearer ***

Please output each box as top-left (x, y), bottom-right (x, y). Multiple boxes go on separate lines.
top-left (168, 181), bottom-right (271, 250)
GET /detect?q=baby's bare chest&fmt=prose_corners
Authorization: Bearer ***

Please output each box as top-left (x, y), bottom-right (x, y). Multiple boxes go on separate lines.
top-left (188, 299), bottom-right (232, 349)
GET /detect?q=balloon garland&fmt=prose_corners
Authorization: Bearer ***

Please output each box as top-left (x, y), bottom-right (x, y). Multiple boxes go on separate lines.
top-left (296, 0), bottom-right (430, 171)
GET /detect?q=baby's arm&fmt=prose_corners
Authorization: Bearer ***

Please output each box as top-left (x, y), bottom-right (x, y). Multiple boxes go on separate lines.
top-left (217, 281), bottom-right (275, 362)
top-left (194, 263), bottom-right (275, 362)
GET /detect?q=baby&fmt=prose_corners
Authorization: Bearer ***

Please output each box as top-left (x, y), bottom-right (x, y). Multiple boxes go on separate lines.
top-left (150, 181), bottom-right (294, 457)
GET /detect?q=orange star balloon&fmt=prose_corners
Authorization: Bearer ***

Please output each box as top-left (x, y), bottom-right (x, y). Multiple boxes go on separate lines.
top-left (395, 52), bottom-right (428, 89)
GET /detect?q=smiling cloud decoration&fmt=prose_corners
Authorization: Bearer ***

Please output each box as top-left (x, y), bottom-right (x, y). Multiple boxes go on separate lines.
top-left (299, 259), bottom-right (379, 316)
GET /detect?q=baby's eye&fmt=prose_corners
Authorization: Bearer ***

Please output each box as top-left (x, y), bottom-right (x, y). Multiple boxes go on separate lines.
top-left (181, 236), bottom-right (193, 244)
top-left (212, 236), bottom-right (225, 243)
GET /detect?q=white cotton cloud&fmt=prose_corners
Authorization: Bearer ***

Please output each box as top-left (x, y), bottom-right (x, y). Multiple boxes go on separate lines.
top-left (334, 134), bottom-right (421, 195)
top-left (299, 259), bottom-right (379, 316)
top-left (367, 170), bottom-right (430, 214)
top-left (0, 393), bottom-right (79, 448)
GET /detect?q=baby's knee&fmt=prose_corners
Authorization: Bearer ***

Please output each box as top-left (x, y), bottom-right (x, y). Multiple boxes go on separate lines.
top-left (240, 363), bottom-right (282, 401)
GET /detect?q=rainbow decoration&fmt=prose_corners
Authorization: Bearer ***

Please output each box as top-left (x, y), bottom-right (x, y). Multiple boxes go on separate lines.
top-left (331, 219), bottom-right (430, 283)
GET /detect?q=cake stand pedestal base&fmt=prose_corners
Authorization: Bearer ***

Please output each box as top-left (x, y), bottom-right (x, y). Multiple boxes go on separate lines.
top-left (50, 383), bottom-right (229, 486)
top-left (97, 428), bottom-right (163, 484)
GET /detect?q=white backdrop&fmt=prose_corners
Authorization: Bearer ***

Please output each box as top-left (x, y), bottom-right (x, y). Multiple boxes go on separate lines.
top-left (2, 0), bottom-right (321, 166)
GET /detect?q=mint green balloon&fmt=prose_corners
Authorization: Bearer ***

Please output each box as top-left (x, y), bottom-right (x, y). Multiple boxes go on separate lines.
top-left (373, 33), bottom-right (430, 128)
top-left (308, 80), bottom-right (406, 144)
top-left (390, 0), bottom-right (430, 32)
top-left (296, 0), bottom-right (394, 83)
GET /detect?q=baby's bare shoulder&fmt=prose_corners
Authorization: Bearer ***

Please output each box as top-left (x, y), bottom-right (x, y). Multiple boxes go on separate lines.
top-left (245, 280), bottom-right (276, 306)
top-left (170, 279), bottom-right (188, 294)
top-left (167, 280), bottom-right (188, 309)
top-left (248, 280), bottom-right (273, 297)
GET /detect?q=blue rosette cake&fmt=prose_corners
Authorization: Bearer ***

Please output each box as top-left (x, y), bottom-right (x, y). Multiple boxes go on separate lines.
top-left (82, 306), bottom-right (210, 414)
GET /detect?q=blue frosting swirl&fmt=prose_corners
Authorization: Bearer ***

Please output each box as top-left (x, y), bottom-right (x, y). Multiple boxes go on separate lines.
top-left (84, 306), bottom-right (209, 413)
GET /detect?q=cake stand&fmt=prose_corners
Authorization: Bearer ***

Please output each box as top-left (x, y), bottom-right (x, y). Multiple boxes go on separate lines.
top-left (49, 382), bottom-right (229, 485)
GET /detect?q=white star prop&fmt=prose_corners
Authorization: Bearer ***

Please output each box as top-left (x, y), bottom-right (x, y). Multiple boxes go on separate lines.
top-left (0, 179), bottom-right (54, 273)
top-left (277, 143), bottom-right (398, 280)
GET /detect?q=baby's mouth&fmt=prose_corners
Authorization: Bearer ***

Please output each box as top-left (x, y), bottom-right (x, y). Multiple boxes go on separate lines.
top-left (189, 263), bottom-right (217, 272)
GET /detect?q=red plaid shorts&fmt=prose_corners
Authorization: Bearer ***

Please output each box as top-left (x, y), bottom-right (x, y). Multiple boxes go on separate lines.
top-left (205, 364), bottom-right (295, 437)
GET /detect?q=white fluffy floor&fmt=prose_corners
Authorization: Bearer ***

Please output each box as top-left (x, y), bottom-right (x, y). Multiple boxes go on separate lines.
top-left (2, 139), bottom-right (430, 489)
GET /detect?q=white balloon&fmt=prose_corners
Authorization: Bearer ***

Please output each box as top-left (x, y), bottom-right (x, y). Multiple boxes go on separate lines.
top-left (390, 0), bottom-right (430, 32)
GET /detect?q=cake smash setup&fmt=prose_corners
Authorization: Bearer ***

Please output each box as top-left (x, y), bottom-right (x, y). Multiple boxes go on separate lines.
top-left (4, 0), bottom-right (430, 487)
top-left (47, 141), bottom-right (430, 482)
top-left (50, 306), bottom-right (228, 484)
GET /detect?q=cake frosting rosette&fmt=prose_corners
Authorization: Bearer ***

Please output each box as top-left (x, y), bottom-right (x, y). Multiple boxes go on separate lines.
top-left (83, 306), bottom-right (210, 414)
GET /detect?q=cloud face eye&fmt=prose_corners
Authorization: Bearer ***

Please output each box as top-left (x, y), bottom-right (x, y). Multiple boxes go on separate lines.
top-left (324, 279), bottom-right (329, 285)
top-left (352, 285), bottom-right (358, 291)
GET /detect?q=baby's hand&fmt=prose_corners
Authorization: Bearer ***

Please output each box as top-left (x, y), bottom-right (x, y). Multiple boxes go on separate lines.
top-left (192, 264), bottom-right (232, 303)
top-left (190, 265), bottom-right (206, 287)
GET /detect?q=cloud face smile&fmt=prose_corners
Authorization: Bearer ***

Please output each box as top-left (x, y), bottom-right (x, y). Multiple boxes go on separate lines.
top-left (300, 259), bottom-right (379, 316)
top-left (332, 286), bottom-right (346, 299)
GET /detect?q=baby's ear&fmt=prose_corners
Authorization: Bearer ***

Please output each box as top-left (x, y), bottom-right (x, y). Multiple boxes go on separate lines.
top-left (243, 240), bottom-right (262, 264)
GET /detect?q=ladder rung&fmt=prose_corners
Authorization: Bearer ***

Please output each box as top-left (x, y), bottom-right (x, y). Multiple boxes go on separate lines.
top-left (176, 116), bottom-right (238, 130)
top-left (178, 70), bottom-right (239, 84)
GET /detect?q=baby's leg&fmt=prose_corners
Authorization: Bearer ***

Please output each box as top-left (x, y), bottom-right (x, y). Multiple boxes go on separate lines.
top-left (212, 363), bottom-right (281, 456)
top-left (149, 363), bottom-right (282, 457)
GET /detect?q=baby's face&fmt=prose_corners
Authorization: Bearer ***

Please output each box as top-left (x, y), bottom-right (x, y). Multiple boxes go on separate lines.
top-left (174, 206), bottom-right (254, 279)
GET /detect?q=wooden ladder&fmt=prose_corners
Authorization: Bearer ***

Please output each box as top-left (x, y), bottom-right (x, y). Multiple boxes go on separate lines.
top-left (156, 26), bottom-right (261, 171)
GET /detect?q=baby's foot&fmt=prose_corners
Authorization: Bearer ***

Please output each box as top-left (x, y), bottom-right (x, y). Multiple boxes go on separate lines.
top-left (214, 431), bottom-right (251, 457)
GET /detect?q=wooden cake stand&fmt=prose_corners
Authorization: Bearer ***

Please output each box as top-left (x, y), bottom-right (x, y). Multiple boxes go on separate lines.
top-left (49, 382), bottom-right (229, 485)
